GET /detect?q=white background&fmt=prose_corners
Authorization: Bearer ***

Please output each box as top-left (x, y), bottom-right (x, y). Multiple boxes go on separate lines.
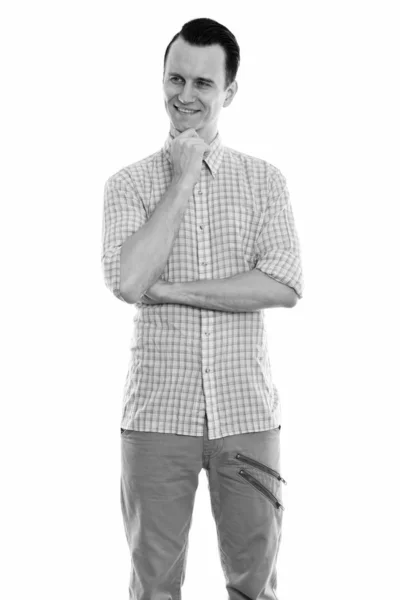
top-left (1, 1), bottom-right (399, 599)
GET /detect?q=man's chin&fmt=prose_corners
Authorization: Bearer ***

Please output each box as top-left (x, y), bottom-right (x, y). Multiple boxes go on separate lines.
top-left (170, 120), bottom-right (201, 136)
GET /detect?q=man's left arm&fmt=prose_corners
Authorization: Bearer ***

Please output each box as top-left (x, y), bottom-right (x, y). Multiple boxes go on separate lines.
top-left (140, 269), bottom-right (296, 311)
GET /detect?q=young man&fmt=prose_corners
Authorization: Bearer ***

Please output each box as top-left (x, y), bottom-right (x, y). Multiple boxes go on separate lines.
top-left (101, 17), bottom-right (304, 600)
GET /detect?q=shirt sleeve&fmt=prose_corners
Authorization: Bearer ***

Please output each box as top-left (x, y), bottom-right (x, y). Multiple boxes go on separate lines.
top-left (254, 166), bottom-right (304, 299)
top-left (101, 168), bottom-right (147, 302)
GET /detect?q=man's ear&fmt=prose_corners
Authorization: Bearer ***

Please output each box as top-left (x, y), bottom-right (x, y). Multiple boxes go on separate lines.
top-left (223, 80), bottom-right (238, 107)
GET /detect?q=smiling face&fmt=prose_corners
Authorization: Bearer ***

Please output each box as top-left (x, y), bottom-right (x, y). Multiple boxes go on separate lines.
top-left (163, 37), bottom-right (238, 144)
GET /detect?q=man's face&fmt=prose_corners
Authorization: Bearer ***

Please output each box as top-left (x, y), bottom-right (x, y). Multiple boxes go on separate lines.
top-left (163, 37), bottom-right (237, 143)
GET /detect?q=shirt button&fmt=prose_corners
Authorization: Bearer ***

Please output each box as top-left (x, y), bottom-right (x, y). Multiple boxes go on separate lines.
top-left (205, 368), bottom-right (210, 373)
top-left (198, 191), bottom-right (203, 195)
top-left (199, 225), bottom-right (203, 230)
top-left (201, 261), bottom-right (207, 266)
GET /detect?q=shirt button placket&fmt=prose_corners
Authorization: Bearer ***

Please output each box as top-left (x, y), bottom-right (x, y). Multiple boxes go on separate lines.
top-left (196, 173), bottom-right (214, 422)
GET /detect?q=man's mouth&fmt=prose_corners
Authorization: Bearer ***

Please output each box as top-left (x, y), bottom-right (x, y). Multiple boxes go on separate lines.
top-left (174, 105), bottom-right (200, 115)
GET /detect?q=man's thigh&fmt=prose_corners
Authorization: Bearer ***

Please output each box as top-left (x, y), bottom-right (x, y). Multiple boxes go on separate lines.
top-left (120, 428), bottom-right (203, 595)
top-left (206, 426), bottom-right (283, 598)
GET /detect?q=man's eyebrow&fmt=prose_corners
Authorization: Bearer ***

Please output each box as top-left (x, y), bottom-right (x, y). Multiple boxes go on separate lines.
top-left (168, 72), bottom-right (215, 84)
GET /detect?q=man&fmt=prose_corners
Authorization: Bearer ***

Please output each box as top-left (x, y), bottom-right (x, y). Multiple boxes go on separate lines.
top-left (101, 17), bottom-right (304, 600)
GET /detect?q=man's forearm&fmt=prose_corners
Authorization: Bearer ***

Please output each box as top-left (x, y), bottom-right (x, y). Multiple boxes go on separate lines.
top-left (120, 178), bottom-right (194, 303)
top-left (160, 268), bottom-right (297, 311)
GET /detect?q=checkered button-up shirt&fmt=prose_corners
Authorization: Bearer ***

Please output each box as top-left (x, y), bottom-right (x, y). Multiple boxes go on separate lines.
top-left (101, 130), bottom-right (304, 439)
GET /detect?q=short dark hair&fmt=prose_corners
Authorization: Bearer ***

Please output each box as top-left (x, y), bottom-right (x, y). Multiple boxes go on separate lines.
top-left (163, 18), bottom-right (240, 90)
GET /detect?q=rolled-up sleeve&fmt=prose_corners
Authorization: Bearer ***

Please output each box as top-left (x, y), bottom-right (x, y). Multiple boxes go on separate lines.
top-left (101, 168), bottom-right (147, 302)
top-left (255, 167), bottom-right (304, 299)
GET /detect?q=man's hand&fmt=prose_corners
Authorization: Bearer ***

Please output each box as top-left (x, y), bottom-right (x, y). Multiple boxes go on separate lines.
top-left (140, 279), bottom-right (171, 305)
top-left (170, 128), bottom-right (210, 187)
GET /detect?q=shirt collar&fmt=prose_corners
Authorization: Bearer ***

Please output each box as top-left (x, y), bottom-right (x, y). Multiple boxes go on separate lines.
top-left (162, 129), bottom-right (224, 178)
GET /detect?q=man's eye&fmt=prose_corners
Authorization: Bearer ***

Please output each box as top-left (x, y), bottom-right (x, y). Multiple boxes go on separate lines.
top-left (197, 81), bottom-right (210, 87)
top-left (170, 77), bottom-right (182, 83)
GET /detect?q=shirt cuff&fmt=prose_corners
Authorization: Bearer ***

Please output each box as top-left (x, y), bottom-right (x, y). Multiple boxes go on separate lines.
top-left (102, 244), bottom-right (129, 303)
top-left (255, 250), bottom-right (304, 299)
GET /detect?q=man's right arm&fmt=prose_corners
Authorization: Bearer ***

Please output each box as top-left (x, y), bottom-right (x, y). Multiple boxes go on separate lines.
top-left (119, 177), bottom-right (194, 304)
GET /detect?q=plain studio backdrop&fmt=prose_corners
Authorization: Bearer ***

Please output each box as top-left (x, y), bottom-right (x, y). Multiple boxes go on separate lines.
top-left (1, 1), bottom-right (399, 599)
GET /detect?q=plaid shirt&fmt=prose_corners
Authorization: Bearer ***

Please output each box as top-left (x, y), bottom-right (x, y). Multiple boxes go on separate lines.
top-left (101, 130), bottom-right (304, 439)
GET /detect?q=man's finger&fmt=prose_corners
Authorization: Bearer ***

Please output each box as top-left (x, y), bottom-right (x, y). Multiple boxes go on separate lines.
top-left (177, 128), bottom-right (199, 138)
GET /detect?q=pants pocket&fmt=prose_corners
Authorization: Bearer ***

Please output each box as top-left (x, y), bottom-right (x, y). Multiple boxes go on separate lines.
top-left (238, 469), bottom-right (285, 510)
top-left (235, 452), bottom-right (287, 484)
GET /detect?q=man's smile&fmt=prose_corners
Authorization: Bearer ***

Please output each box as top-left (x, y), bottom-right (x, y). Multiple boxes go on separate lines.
top-left (174, 105), bottom-right (200, 115)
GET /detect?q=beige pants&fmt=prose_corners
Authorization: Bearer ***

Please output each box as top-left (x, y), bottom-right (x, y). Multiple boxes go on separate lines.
top-left (120, 416), bottom-right (284, 599)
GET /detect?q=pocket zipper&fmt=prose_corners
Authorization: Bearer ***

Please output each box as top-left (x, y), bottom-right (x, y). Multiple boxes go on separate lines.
top-left (236, 453), bottom-right (287, 485)
top-left (238, 469), bottom-right (284, 510)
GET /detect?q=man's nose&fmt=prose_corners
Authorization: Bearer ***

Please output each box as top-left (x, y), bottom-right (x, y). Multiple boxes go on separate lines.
top-left (178, 82), bottom-right (195, 104)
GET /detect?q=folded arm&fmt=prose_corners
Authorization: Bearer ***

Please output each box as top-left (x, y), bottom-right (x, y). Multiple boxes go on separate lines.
top-left (141, 268), bottom-right (297, 312)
